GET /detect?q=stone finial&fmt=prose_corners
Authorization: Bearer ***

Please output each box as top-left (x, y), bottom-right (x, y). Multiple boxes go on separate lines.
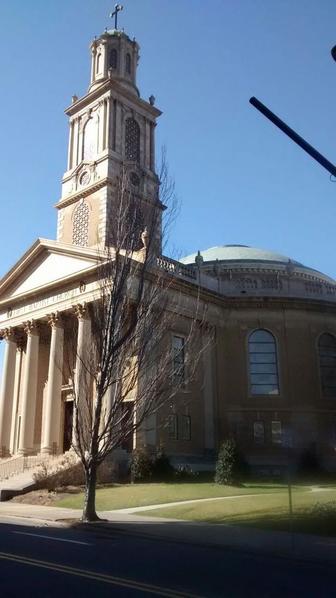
top-left (149, 95), bottom-right (155, 106)
top-left (72, 94), bottom-right (78, 104)
top-left (195, 250), bottom-right (204, 269)
top-left (285, 259), bottom-right (295, 277)
top-left (141, 227), bottom-right (149, 250)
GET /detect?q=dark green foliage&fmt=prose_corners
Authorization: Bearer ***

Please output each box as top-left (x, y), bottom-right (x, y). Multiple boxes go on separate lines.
top-left (215, 439), bottom-right (248, 485)
top-left (130, 448), bottom-right (175, 482)
top-left (130, 449), bottom-right (153, 482)
top-left (297, 446), bottom-right (322, 479)
top-left (151, 449), bottom-right (175, 481)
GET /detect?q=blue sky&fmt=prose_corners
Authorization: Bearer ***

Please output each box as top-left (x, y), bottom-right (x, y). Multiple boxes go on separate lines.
top-left (0, 1), bottom-right (336, 367)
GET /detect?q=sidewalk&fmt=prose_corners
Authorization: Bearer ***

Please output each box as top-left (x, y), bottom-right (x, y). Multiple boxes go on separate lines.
top-left (0, 500), bottom-right (335, 565)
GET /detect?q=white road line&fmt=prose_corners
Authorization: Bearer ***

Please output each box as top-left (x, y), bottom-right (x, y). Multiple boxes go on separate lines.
top-left (13, 531), bottom-right (91, 546)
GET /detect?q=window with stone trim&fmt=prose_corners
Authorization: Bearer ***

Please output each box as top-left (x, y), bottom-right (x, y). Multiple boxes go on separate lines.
top-left (72, 200), bottom-right (89, 247)
top-left (319, 333), bottom-right (336, 397)
top-left (248, 329), bottom-right (279, 395)
top-left (126, 53), bottom-right (131, 74)
top-left (271, 420), bottom-right (282, 444)
top-left (125, 118), bottom-right (140, 162)
top-left (181, 415), bottom-right (191, 440)
top-left (96, 53), bottom-right (102, 74)
top-left (172, 335), bottom-right (185, 385)
top-left (109, 48), bottom-right (117, 69)
top-left (253, 421), bottom-right (265, 444)
top-left (167, 414), bottom-right (178, 440)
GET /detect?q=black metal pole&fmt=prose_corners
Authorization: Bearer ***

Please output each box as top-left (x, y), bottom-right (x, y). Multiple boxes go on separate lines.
top-left (249, 96), bottom-right (336, 178)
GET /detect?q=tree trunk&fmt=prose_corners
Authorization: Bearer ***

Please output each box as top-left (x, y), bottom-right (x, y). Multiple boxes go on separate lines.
top-left (82, 463), bottom-right (100, 522)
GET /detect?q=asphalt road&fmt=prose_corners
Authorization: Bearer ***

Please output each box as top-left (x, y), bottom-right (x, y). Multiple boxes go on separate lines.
top-left (0, 519), bottom-right (334, 597)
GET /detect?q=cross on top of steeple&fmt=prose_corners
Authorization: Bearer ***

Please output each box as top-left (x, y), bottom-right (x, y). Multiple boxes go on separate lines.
top-left (110, 4), bottom-right (124, 30)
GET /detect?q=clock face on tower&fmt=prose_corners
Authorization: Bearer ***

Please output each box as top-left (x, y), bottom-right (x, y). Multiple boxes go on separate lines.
top-left (79, 171), bottom-right (90, 186)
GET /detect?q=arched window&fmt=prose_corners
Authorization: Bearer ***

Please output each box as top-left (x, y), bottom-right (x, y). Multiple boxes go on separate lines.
top-left (109, 48), bottom-right (117, 69)
top-left (125, 118), bottom-right (140, 162)
top-left (248, 329), bottom-right (279, 395)
top-left (83, 113), bottom-right (99, 161)
top-left (319, 333), bottom-right (336, 397)
top-left (96, 53), bottom-right (102, 74)
top-left (72, 200), bottom-right (89, 247)
top-left (126, 53), bottom-right (131, 74)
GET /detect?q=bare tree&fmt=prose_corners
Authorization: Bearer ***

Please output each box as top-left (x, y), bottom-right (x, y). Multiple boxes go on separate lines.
top-left (67, 160), bottom-right (205, 522)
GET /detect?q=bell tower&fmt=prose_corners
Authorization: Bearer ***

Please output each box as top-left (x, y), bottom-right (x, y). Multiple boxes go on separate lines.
top-left (56, 16), bottom-right (162, 252)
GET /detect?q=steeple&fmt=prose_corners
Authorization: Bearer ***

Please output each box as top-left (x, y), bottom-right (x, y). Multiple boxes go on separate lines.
top-left (56, 17), bottom-right (162, 252)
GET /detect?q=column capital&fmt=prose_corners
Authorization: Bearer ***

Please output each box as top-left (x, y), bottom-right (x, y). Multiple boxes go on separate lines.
top-left (0, 327), bottom-right (14, 342)
top-left (23, 320), bottom-right (38, 337)
top-left (47, 312), bottom-right (62, 329)
top-left (73, 303), bottom-right (88, 320)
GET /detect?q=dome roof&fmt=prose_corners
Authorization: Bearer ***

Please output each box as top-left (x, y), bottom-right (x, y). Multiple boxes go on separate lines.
top-left (181, 245), bottom-right (304, 266)
top-left (180, 245), bottom-right (335, 284)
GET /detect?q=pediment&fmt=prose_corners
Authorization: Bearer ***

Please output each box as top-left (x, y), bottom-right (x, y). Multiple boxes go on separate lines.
top-left (0, 239), bottom-right (99, 302)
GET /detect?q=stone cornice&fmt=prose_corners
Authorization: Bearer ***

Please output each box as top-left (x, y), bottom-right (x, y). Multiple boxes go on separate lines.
top-left (0, 264), bottom-right (99, 310)
top-left (64, 79), bottom-right (161, 120)
top-left (56, 175), bottom-right (164, 212)
top-left (55, 178), bottom-right (109, 209)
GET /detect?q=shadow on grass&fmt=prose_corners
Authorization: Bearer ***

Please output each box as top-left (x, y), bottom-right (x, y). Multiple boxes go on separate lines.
top-left (224, 510), bottom-right (336, 537)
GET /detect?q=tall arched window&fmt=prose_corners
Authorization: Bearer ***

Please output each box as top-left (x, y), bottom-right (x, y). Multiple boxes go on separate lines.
top-left (319, 333), bottom-right (336, 397)
top-left (126, 53), bottom-right (131, 74)
top-left (248, 329), bottom-right (279, 395)
top-left (125, 118), bottom-right (140, 162)
top-left (72, 200), bottom-right (89, 247)
top-left (109, 48), bottom-right (117, 69)
top-left (96, 53), bottom-right (102, 74)
top-left (83, 113), bottom-right (99, 161)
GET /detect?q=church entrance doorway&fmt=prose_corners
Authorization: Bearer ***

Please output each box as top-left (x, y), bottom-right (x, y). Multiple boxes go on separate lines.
top-left (63, 400), bottom-right (74, 452)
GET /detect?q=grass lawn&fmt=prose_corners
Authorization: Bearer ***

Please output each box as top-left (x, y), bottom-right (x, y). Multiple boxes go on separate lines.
top-left (56, 481), bottom-right (291, 511)
top-left (144, 486), bottom-right (336, 536)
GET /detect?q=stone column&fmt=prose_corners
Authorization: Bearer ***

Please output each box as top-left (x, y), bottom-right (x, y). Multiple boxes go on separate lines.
top-left (150, 122), bottom-right (155, 171)
top-left (18, 321), bottom-right (39, 455)
top-left (0, 328), bottom-right (17, 457)
top-left (73, 304), bottom-right (92, 446)
top-left (105, 97), bottom-right (111, 150)
top-left (41, 313), bottom-right (64, 455)
top-left (9, 344), bottom-right (23, 454)
top-left (67, 121), bottom-right (74, 170)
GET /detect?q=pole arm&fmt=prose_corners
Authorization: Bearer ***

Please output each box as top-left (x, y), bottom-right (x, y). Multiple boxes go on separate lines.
top-left (249, 96), bottom-right (336, 178)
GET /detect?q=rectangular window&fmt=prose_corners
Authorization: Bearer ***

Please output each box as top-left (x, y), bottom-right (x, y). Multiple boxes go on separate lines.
top-left (172, 335), bottom-right (185, 384)
top-left (253, 421), bottom-right (265, 444)
top-left (181, 415), bottom-right (191, 441)
top-left (271, 420), bottom-right (282, 445)
top-left (167, 414), bottom-right (178, 440)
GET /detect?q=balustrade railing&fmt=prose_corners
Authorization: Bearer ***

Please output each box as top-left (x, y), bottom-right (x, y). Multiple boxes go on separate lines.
top-left (0, 454), bottom-right (55, 482)
top-left (157, 256), bottom-right (197, 280)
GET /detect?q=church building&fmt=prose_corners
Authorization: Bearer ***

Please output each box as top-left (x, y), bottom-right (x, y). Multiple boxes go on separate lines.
top-left (1, 20), bottom-right (336, 475)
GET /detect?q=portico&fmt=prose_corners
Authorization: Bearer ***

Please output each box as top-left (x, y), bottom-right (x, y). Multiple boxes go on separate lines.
top-left (0, 239), bottom-right (102, 457)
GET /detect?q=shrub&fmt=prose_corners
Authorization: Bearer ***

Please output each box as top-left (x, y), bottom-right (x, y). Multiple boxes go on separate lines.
top-left (33, 451), bottom-right (84, 490)
top-left (297, 447), bottom-right (322, 479)
top-left (215, 439), bottom-right (247, 485)
top-left (151, 449), bottom-right (175, 482)
top-left (174, 465), bottom-right (199, 482)
top-left (33, 450), bottom-right (118, 490)
top-left (130, 449), bottom-right (153, 483)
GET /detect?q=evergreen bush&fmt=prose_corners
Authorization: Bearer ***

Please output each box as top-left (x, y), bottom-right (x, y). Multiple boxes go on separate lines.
top-left (215, 439), bottom-right (247, 485)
